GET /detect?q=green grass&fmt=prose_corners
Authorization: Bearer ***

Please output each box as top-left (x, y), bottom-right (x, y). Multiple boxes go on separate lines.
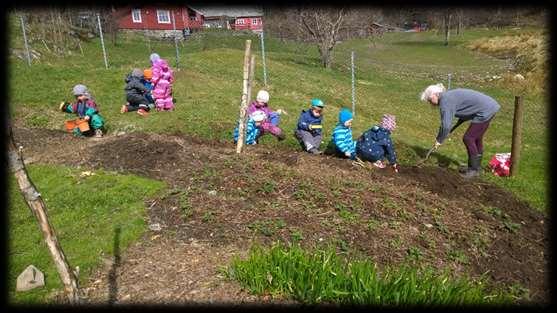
top-left (8, 164), bottom-right (165, 304)
top-left (226, 243), bottom-right (518, 305)
top-left (7, 19), bottom-right (548, 211)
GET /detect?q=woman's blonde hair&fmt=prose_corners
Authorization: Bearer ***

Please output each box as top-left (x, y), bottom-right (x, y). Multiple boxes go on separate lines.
top-left (420, 83), bottom-right (446, 102)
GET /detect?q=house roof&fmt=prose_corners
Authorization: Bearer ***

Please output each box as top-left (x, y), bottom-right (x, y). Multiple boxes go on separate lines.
top-left (187, 6), bottom-right (263, 18)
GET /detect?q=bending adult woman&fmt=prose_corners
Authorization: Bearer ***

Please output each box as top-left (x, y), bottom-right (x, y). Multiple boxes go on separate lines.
top-left (420, 83), bottom-right (500, 178)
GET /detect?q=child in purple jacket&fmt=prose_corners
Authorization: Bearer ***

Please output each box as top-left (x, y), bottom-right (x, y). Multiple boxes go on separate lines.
top-left (246, 90), bottom-right (286, 141)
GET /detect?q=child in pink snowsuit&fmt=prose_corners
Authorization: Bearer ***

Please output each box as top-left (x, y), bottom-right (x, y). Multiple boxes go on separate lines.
top-left (151, 58), bottom-right (174, 111)
top-left (246, 90), bottom-right (286, 141)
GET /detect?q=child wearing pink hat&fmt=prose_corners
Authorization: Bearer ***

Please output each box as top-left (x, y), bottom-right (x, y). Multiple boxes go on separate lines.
top-left (355, 114), bottom-right (399, 172)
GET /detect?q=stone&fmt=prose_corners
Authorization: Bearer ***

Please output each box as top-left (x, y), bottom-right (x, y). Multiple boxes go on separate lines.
top-left (208, 190), bottom-right (217, 196)
top-left (16, 265), bottom-right (45, 292)
top-left (149, 223), bottom-right (162, 231)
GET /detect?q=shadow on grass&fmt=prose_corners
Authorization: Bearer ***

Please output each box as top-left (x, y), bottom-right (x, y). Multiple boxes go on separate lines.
top-left (108, 226), bottom-right (121, 305)
top-left (407, 144), bottom-right (462, 168)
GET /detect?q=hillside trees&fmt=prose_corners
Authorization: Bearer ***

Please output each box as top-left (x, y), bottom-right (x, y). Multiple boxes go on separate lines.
top-left (265, 6), bottom-right (383, 68)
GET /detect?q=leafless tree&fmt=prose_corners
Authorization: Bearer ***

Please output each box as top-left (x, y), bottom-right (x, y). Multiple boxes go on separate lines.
top-left (296, 6), bottom-right (347, 68)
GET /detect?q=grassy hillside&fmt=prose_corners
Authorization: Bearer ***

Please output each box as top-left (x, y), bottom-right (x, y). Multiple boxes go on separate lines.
top-left (8, 24), bottom-right (547, 211)
top-left (8, 165), bottom-right (164, 303)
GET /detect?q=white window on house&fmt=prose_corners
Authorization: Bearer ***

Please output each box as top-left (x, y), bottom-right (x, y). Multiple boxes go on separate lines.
top-left (252, 18), bottom-right (258, 25)
top-left (157, 10), bottom-right (171, 24)
top-left (132, 9), bottom-right (142, 23)
top-left (236, 18), bottom-right (245, 25)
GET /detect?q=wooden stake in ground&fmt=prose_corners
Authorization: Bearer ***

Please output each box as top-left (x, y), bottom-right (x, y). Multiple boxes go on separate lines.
top-left (7, 125), bottom-right (80, 304)
top-left (510, 95), bottom-right (523, 176)
top-left (236, 39), bottom-right (252, 154)
top-left (247, 54), bottom-right (256, 106)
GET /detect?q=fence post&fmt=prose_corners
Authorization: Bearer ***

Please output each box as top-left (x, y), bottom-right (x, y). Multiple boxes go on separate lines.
top-left (447, 73), bottom-right (452, 89)
top-left (510, 95), bottom-right (523, 176)
top-left (260, 30), bottom-right (268, 87)
top-left (19, 15), bottom-right (32, 66)
top-left (7, 125), bottom-right (80, 303)
top-left (172, 10), bottom-right (179, 69)
top-left (247, 54), bottom-right (256, 105)
top-left (96, 13), bottom-right (109, 69)
top-left (236, 40), bottom-right (252, 154)
top-left (351, 51), bottom-right (356, 116)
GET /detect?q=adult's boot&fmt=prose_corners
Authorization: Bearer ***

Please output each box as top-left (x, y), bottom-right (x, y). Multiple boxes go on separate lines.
top-left (461, 154), bottom-right (481, 179)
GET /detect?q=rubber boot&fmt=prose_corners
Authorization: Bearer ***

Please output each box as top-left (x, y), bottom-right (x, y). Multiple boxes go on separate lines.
top-left (458, 158), bottom-right (471, 173)
top-left (461, 154), bottom-right (481, 179)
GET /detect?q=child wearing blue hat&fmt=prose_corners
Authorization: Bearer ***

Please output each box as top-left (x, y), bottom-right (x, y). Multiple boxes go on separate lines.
top-left (295, 98), bottom-right (325, 154)
top-left (331, 108), bottom-right (356, 159)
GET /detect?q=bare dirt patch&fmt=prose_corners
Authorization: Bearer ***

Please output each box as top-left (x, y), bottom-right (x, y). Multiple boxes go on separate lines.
top-left (12, 127), bottom-right (549, 303)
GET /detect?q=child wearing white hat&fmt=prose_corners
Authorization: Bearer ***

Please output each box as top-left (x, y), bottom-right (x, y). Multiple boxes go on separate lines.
top-left (246, 90), bottom-right (286, 141)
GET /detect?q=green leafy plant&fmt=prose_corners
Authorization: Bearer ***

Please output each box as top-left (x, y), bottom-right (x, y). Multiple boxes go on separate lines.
top-left (227, 243), bottom-right (514, 305)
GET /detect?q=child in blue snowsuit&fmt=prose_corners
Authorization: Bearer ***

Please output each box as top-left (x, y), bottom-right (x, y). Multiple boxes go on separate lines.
top-left (331, 108), bottom-right (356, 159)
top-left (141, 68), bottom-right (155, 107)
top-left (233, 110), bottom-right (265, 145)
top-left (355, 114), bottom-right (399, 172)
top-left (295, 98), bottom-right (325, 154)
top-left (59, 84), bottom-right (105, 138)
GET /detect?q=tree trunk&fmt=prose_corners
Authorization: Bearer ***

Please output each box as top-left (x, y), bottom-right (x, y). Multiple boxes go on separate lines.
top-left (7, 125), bottom-right (80, 304)
top-left (444, 12), bottom-right (451, 46)
top-left (319, 45), bottom-right (332, 68)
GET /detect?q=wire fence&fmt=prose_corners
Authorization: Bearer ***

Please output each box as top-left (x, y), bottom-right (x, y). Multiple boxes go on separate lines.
top-left (12, 11), bottom-right (547, 159)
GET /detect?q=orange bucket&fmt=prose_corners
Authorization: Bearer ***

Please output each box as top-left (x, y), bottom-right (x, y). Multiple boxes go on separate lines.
top-left (65, 118), bottom-right (90, 132)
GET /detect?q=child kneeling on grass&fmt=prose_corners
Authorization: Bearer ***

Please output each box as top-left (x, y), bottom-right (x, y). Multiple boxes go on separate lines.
top-left (247, 90), bottom-right (286, 141)
top-left (233, 110), bottom-right (266, 145)
top-left (122, 68), bottom-right (151, 116)
top-left (142, 69), bottom-right (155, 107)
top-left (295, 98), bottom-right (325, 154)
top-left (59, 84), bottom-right (105, 138)
top-left (355, 114), bottom-right (399, 172)
top-left (331, 108), bottom-right (356, 159)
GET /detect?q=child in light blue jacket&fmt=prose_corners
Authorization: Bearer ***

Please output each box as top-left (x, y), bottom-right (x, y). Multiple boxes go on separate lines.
top-left (331, 108), bottom-right (356, 159)
top-left (233, 110), bottom-right (266, 145)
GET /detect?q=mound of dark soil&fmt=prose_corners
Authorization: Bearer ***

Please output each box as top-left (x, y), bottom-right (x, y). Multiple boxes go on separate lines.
top-left (11, 127), bottom-right (549, 303)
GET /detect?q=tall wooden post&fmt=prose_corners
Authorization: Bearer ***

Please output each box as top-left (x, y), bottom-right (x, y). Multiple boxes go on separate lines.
top-left (247, 55), bottom-right (256, 106)
top-left (7, 125), bottom-right (80, 303)
top-left (510, 96), bottom-right (523, 176)
top-left (236, 40), bottom-right (252, 154)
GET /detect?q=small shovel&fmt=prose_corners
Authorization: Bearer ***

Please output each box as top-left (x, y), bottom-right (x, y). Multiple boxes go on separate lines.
top-left (416, 146), bottom-right (437, 167)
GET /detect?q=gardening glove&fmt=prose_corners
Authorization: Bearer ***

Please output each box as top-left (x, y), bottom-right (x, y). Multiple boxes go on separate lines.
top-left (84, 115), bottom-right (91, 121)
top-left (309, 124), bottom-right (322, 130)
top-left (345, 151), bottom-right (352, 158)
top-left (59, 101), bottom-right (70, 112)
top-left (432, 141), bottom-right (441, 152)
top-left (392, 163), bottom-right (399, 173)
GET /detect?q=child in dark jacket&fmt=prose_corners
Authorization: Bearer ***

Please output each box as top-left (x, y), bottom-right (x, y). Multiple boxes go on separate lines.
top-left (122, 68), bottom-right (150, 116)
top-left (355, 114), bottom-right (399, 172)
top-left (295, 98), bottom-right (325, 154)
top-left (331, 108), bottom-right (356, 159)
top-left (59, 84), bottom-right (105, 138)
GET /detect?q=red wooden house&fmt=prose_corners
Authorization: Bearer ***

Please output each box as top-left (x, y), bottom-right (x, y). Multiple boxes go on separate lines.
top-left (116, 5), bottom-right (204, 32)
top-left (188, 6), bottom-right (263, 32)
top-left (232, 16), bottom-right (263, 32)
